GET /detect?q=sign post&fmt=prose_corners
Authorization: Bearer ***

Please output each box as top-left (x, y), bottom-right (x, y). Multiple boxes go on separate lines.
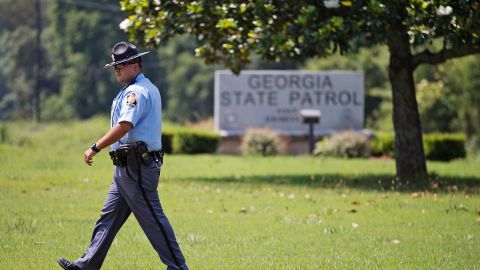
top-left (300, 109), bottom-right (321, 154)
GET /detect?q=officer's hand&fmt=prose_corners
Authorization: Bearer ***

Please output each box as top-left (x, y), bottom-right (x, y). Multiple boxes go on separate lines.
top-left (84, 148), bottom-right (97, 166)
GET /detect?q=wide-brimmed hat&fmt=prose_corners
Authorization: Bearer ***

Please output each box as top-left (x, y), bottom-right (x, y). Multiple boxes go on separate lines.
top-left (104, 41), bottom-right (150, 68)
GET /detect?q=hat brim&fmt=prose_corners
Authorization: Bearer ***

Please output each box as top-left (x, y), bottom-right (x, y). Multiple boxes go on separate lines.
top-left (104, 51), bottom-right (150, 68)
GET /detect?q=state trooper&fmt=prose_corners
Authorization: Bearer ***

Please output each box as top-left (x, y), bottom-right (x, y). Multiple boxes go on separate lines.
top-left (57, 41), bottom-right (189, 270)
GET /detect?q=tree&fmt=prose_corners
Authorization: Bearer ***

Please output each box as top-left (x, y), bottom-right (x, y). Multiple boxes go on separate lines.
top-left (0, 0), bottom-right (47, 120)
top-left (119, 0), bottom-right (480, 177)
top-left (442, 55), bottom-right (480, 139)
top-left (42, 0), bottom-right (128, 120)
top-left (414, 55), bottom-right (480, 137)
top-left (156, 35), bottom-right (298, 123)
top-left (0, 0), bottom-right (128, 121)
top-left (148, 35), bottom-right (216, 123)
top-left (415, 79), bottom-right (459, 133)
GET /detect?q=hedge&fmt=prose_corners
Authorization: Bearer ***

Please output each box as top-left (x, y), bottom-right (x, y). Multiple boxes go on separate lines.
top-left (370, 132), bottom-right (395, 157)
top-left (162, 128), bottom-right (219, 154)
top-left (423, 133), bottom-right (466, 161)
top-left (161, 130), bottom-right (175, 154)
top-left (370, 132), bottom-right (466, 161)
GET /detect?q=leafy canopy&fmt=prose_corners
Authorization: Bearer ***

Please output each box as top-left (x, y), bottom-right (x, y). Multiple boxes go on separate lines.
top-left (120, 0), bottom-right (480, 73)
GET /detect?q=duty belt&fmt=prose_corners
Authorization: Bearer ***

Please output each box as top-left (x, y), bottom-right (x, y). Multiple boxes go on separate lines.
top-left (109, 141), bottom-right (164, 168)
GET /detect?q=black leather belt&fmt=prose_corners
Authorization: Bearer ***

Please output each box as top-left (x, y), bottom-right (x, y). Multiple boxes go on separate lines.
top-left (109, 142), bottom-right (163, 167)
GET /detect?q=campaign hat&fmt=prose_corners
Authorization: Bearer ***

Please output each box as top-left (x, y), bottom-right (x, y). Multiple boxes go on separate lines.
top-left (104, 41), bottom-right (149, 68)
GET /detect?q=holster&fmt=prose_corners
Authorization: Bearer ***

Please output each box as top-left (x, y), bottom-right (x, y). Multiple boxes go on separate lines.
top-left (109, 141), bottom-right (156, 170)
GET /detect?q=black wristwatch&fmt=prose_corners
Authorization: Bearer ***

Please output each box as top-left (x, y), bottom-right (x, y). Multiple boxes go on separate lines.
top-left (91, 143), bottom-right (101, 153)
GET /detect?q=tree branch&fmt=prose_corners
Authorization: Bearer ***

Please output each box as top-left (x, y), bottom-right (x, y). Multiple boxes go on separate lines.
top-left (412, 45), bottom-right (480, 69)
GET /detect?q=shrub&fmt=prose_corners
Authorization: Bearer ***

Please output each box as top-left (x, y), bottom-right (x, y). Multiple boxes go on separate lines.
top-left (241, 128), bottom-right (283, 156)
top-left (423, 133), bottom-right (466, 161)
top-left (368, 132), bottom-right (466, 161)
top-left (172, 129), bottom-right (219, 154)
top-left (370, 133), bottom-right (395, 157)
top-left (0, 124), bottom-right (8, 144)
top-left (314, 131), bottom-right (370, 158)
top-left (161, 130), bottom-right (175, 154)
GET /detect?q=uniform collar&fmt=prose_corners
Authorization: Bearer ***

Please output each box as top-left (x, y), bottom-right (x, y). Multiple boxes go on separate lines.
top-left (135, 73), bottom-right (145, 81)
top-left (121, 73), bottom-right (145, 92)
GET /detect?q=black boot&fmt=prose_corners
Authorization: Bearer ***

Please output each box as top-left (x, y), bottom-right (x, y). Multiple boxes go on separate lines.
top-left (57, 258), bottom-right (80, 270)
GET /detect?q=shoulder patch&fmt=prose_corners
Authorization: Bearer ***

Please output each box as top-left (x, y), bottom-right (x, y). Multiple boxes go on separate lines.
top-left (126, 93), bottom-right (137, 107)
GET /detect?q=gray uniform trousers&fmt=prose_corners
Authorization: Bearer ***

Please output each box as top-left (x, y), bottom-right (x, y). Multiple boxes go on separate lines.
top-left (74, 160), bottom-right (188, 270)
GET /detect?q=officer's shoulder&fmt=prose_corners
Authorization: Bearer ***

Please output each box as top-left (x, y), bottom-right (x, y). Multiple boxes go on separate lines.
top-left (125, 84), bottom-right (148, 96)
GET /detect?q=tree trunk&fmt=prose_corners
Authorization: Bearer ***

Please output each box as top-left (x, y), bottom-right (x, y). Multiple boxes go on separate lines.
top-left (387, 32), bottom-right (427, 177)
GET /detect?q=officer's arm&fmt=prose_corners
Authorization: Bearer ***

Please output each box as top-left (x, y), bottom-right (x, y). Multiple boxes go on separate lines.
top-left (95, 121), bottom-right (133, 150)
top-left (84, 121), bottom-right (132, 166)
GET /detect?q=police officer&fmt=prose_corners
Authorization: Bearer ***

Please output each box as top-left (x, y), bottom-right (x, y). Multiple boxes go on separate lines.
top-left (57, 42), bottom-right (189, 270)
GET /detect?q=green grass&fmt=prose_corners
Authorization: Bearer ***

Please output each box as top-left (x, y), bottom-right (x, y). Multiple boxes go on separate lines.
top-left (1, 117), bottom-right (479, 269)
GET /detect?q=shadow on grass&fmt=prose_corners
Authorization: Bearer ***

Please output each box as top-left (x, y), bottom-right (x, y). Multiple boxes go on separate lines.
top-left (178, 173), bottom-right (480, 193)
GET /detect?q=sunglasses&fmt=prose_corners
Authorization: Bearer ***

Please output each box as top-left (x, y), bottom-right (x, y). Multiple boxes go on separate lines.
top-left (114, 60), bottom-right (137, 70)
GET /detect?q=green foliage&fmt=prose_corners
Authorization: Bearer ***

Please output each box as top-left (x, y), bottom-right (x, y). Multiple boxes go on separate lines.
top-left (162, 41), bottom-right (216, 123)
top-left (368, 54), bottom-right (480, 137)
top-left (46, 2), bottom-right (127, 120)
top-left (158, 35), bottom-right (297, 123)
top-left (441, 55), bottom-right (480, 138)
top-left (370, 133), bottom-right (466, 161)
top-left (164, 122), bottom-right (220, 154)
top-left (121, 1), bottom-right (479, 73)
top-left (305, 46), bottom-right (389, 91)
top-left (41, 93), bottom-right (78, 121)
top-left (370, 133), bottom-right (395, 157)
top-left (0, 0), bottom-right (127, 121)
top-left (172, 129), bottom-right (219, 154)
top-left (364, 87), bottom-right (394, 132)
top-left (0, 26), bottom-right (36, 119)
top-left (412, 55), bottom-right (480, 137)
top-left (416, 79), bottom-right (460, 133)
top-left (314, 131), bottom-right (370, 158)
top-left (1, 0), bottom-right (477, 135)
top-left (161, 129), bottom-right (174, 154)
top-left (467, 136), bottom-right (480, 162)
top-left (0, 124), bottom-right (8, 143)
top-left (424, 133), bottom-right (466, 161)
top-left (241, 128), bottom-right (283, 156)
top-left (0, 0), bottom-right (49, 120)
top-left (121, 0), bottom-right (480, 177)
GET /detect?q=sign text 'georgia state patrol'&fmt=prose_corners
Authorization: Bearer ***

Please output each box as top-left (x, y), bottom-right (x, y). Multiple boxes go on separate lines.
top-left (214, 70), bottom-right (364, 135)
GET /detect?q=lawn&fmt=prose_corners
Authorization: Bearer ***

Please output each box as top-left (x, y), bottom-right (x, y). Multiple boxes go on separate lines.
top-left (0, 118), bottom-right (479, 269)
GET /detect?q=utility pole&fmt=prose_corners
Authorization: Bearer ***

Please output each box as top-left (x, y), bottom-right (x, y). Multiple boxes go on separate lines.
top-left (33, 0), bottom-right (43, 122)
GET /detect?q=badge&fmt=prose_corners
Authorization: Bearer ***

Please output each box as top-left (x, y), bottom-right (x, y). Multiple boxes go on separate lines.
top-left (126, 93), bottom-right (137, 107)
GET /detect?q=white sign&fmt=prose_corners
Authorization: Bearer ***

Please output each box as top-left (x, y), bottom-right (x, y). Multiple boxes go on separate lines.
top-left (214, 70), bottom-right (364, 136)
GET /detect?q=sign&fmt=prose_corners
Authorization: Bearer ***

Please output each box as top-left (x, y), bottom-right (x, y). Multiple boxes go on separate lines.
top-left (214, 70), bottom-right (364, 136)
